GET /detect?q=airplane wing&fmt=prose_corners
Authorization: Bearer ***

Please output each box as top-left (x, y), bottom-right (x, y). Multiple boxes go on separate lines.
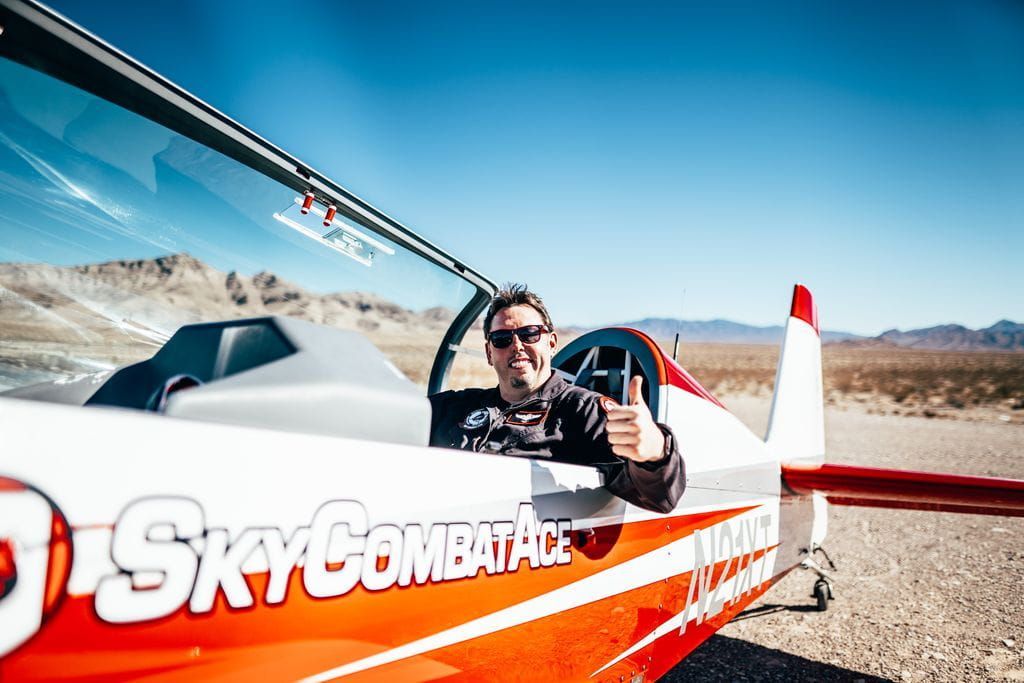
top-left (782, 462), bottom-right (1024, 517)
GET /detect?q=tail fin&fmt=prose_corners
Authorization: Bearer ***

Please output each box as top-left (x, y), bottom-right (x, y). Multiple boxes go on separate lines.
top-left (765, 284), bottom-right (825, 465)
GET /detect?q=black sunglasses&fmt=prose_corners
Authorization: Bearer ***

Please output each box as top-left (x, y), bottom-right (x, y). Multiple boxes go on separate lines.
top-left (487, 324), bottom-right (551, 349)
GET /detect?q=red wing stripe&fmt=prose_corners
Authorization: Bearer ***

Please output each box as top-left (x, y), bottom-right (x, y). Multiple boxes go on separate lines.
top-left (782, 463), bottom-right (1024, 517)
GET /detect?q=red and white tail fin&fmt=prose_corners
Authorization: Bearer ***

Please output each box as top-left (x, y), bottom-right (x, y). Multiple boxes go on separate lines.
top-left (771, 285), bottom-right (1024, 519)
top-left (765, 284), bottom-right (825, 465)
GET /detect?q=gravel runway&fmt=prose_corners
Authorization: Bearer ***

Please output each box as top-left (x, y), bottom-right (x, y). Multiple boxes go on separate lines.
top-left (665, 396), bottom-right (1024, 682)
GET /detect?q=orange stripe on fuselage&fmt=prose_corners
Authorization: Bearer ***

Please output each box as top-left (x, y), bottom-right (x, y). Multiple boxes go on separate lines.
top-left (331, 547), bottom-right (778, 681)
top-left (1, 507), bottom-right (757, 680)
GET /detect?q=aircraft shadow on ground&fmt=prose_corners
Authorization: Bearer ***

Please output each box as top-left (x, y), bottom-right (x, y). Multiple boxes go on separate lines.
top-left (664, 634), bottom-right (890, 682)
top-left (728, 602), bottom-right (824, 620)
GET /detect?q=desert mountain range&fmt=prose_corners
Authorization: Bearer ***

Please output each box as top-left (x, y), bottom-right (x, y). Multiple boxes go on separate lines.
top-left (602, 317), bottom-right (1023, 352)
top-left (0, 253), bottom-right (454, 347)
top-left (0, 253), bottom-right (1018, 353)
top-left (606, 317), bottom-right (860, 345)
top-left (867, 320), bottom-right (1024, 352)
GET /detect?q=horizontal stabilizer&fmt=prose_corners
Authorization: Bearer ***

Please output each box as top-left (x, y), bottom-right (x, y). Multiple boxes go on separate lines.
top-left (782, 463), bottom-right (1024, 517)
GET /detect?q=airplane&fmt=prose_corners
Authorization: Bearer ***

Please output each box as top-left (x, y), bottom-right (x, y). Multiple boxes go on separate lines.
top-left (0, 0), bottom-right (1022, 679)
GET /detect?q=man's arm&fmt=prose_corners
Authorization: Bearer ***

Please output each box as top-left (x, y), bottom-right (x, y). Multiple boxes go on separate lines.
top-left (600, 425), bottom-right (684, 514)
top-left (574, 378), bottom-right (685, 513)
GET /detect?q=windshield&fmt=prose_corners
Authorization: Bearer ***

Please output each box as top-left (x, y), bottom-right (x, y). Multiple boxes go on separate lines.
top-left (0, 56), bottom-right (477, 390)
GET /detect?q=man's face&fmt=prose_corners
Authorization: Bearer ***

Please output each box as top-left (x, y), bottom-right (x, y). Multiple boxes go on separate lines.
top-left (485, 305), bottom-right (557, 400)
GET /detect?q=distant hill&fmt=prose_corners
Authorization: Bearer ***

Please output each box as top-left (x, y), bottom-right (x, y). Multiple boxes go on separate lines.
top-left (872, 320), bottom-right (1024, 352)
top-left (0, 253), bottom-right (455, 346)
top-left (2, 254), bottom-right (1017, 355)
top-left (602, 317), bottom-right (863, 345)
top-left (594, 317), bottom-right (1023, 352)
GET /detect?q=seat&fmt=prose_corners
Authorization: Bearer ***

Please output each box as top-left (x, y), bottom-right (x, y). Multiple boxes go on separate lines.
top-left (552, 328), bottom-right (663, 418)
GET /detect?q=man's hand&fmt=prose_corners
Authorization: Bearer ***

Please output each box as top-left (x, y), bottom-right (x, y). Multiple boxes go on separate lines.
top-left (605, 376), bottom-right (667, 463)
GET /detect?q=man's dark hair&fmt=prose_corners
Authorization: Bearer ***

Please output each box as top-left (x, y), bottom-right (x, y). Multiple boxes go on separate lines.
top-left (483, 283), bottom-right (554, 334)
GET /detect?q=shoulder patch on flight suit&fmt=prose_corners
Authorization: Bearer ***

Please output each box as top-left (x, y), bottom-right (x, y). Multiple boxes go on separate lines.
top-left (506, 409), bottom-right (548, 426)
top-left (460, 408), bottom-right (489, 429)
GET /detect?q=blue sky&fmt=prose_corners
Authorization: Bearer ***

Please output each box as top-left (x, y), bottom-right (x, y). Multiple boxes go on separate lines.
top-left (46, 0), bottom-right (1024, 335)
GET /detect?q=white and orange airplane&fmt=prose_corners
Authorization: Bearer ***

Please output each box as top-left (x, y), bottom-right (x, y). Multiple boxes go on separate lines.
top-left (0, 1), bottom-right (1022, 680)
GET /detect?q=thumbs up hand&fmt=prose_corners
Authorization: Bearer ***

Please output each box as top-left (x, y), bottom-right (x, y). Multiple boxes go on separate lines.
top-left (604, 376), bottom-right (668, 463)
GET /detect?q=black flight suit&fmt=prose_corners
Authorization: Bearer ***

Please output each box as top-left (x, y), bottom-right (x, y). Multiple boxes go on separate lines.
top-left (429, 373), bottom-right (685, 513)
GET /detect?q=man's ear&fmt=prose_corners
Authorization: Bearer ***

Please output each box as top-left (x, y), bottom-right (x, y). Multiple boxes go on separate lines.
top-left (485, 340), bottom-right (493, 366)
top-left (549, 331), bottom-right (558, 352)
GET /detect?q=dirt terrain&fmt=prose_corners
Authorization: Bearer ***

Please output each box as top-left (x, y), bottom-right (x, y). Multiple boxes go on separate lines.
top-left (666, 395), bottom-right (1024, 683)
top-left (672, 342), bottom-right (1024, 424)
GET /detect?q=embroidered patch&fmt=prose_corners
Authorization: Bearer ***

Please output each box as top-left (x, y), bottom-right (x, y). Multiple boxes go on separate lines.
top-left (598, 396), bottom-right (620, 414)
top-left (505, 409), bottom-right (548, 426)
top-left (460, 408), bottom-right (489, 429)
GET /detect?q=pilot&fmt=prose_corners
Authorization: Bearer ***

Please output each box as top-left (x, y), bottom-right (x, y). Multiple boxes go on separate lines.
top-left (429, 284), bottom-right (684, 513)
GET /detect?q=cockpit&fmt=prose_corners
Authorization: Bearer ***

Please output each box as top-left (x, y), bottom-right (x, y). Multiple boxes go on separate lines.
top-left (0, 3), bottom-right (675, 446)
top-left (0, 2), bottom-right (498, 439)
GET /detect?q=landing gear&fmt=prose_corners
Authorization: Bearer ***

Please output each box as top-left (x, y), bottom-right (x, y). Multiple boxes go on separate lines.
top-left (813, 578), bottom-right (832, 611)
top-left (802, 544), bottom-right (836, 611)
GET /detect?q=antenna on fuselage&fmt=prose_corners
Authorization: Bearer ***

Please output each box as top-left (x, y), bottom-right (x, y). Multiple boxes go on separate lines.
top-left (673, 288), bottom-right (686, 361)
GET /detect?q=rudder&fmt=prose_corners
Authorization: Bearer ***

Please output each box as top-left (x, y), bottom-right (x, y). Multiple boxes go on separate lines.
top-left (765, 284), bottom-right (825, 466)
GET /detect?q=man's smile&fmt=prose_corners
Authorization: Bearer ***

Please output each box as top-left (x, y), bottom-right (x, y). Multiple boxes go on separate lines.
top-left (509, 356), bottom-right (533, 370)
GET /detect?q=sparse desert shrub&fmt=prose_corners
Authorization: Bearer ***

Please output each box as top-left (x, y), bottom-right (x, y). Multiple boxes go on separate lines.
top-left (656, 342), bottom-right (1024, 411)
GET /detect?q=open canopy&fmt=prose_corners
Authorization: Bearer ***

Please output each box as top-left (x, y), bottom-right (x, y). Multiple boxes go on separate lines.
top-left (0, 0), bottom-right (496, 393)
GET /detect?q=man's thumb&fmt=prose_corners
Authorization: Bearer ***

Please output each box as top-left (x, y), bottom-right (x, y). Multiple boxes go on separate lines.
top-left (628, 375), bottom-right (645, 405)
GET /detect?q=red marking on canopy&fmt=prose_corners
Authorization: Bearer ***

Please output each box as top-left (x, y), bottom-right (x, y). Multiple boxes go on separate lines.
top-left (323, 204), bottom-right (337, 228)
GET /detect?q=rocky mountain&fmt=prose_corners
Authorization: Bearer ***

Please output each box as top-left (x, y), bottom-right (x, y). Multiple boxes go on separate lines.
top-left (874, 320), bottom-right (1024, 352)
top-left (0, 253), bottom-right (455, 346)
